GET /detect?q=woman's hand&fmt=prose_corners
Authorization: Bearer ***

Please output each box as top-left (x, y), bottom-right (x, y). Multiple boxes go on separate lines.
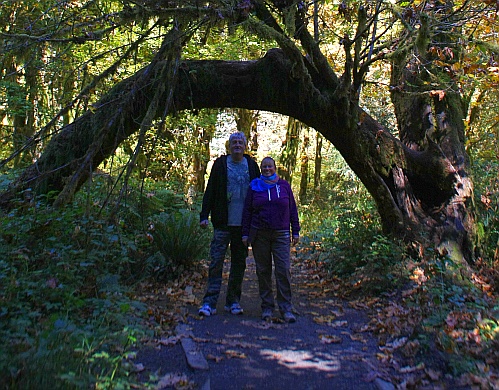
top-left (292, 235), bottom-right (300, 246)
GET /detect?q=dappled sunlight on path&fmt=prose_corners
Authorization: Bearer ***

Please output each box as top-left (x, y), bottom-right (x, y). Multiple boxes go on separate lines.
top-left (136, 252), bottom-right (392, 389)
top-left (259, 348), bottom-right (341, 372)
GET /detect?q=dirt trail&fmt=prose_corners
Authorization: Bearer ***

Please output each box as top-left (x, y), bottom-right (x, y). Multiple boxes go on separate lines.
top-left (137, 253), bottom-right (395, 390)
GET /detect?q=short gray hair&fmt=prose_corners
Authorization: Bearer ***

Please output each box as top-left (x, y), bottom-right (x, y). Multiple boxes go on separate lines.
top-left (229, 131), bottom-right (247, 147)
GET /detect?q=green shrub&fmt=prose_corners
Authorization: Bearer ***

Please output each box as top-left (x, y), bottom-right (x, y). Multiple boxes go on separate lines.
top-left (301, 201), bottom-right (408, 294)
top-left (472, 159), bottom-right (499, 265)
top-left (0, 174), bottom-right (191, 388)
top-left (150, 211), bottom-right (210, 280)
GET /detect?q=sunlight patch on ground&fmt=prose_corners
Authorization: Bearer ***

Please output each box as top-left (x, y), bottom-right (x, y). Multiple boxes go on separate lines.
top-left (260, 349), bottom-right (340, 372)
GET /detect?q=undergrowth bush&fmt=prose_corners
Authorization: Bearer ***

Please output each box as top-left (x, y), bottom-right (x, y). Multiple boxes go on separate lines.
top-left (401, 247), bottom-right (499, 376)
top-left (149, 210), bottom-right (210, 281)
top-left (300, 193), bottom-right (408, 293)
top-left (472, 159), bottom-right (499, 289)
top-left (0, 174), bottom-right (202, 389)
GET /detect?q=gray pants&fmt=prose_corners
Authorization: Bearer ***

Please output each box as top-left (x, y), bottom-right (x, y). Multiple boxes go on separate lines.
top-left (202, 227), bottom-right (247, 308)
top-left (252, 229), bottom-right (293, 313)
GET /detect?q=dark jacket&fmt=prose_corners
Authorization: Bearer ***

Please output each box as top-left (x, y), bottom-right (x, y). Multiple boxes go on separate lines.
top-left (242, 178), bottom-right (300, 238)
top-left (200, 154), bottom-right (260, 229)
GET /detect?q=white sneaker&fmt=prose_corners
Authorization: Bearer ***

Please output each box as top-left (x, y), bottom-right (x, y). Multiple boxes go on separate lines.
top-left (198, 304), bottom-right (216, 316)
top-left (224, 303), bottom-right (244, 315)
top-left (283, 312), bottom-right (296, 323)
top-left (261, 308), bottom-right (273, 321)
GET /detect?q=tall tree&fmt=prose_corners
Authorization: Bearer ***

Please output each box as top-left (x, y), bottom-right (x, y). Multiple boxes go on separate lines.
top-left (299, 127), bottom-right (310, 203)
top-left (1, 0), bottom-right (497, 264)
top-left (314, 132), bottom-right (323, 199)
top-left (234, 108), bottom-right (259, 154)
top-left (278, 117), bottom-right (301, 183)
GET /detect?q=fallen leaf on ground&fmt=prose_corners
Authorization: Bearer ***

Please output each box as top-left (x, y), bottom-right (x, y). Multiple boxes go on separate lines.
top-left (313, 315), bottom-right (337, 324)
top-left (156, 373), bottom-right (194, 389)
top-left (224, 333), bottom-right (244, 338)
top-left (225, 350), bottom-right (247, 359)
top-left (425, 368), bottom-right (441, 380)
top-left (319, 334), bottom-right (342, 344)
top-left (219, 339), bottom-right (259, 348)
top-left (258, 335), bottom-right (276, 340)
top-left (341, 331), bottom-right (366, 342)
top-left (399, 363), bottom-right (425, 373)
top-left (206, 354), bottom-right (223, 363)
top-left (241, 320), bottom-right (283, 329)
top-left (158, 336), bottom-right (180, 346)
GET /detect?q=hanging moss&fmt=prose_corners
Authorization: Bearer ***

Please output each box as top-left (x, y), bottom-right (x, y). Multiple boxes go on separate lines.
top-left (282, 6), bottom-right (295, 37)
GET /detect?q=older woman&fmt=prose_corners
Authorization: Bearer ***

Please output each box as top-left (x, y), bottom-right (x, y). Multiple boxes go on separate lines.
top-left (242, 157), bottom-right (300, 323)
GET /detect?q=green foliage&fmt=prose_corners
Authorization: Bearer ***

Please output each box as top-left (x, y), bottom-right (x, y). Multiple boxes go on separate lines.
top-left (0, 174), bottom-right (202, 389)
top-left (298, 148), bottom-right (408, 293)
top-left (308, 206), bottom-right (407, 293)
top-left (472, 159), bottom-right (499, 265)
top-left (401, 247), bottom-right (499, 377)
top-left (0, 81), bottom-right (33, 116)
top-left (150, 211), bottom-right (210, 281)
top-left (140, 110), bottom-right (217, 185)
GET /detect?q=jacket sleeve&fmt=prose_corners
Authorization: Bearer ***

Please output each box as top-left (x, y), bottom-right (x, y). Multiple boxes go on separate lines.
top-left (288, 183), bottom-right (300, 236)
top-left (200, 158), bottom-right (219, 222)
top-left (241, 188), bottom-right (254, 237)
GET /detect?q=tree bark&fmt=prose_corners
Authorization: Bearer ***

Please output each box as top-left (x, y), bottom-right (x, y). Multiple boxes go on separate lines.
top-left (278, 117), bottom-right (301, 184)
top-left (314, 132), bottom-right (323, 200)
top-left (234, 108), bottom-right (259, 155)
top-left (299, 129), bottom-right (310, 203)
top-left (0, 47), bottom-right (474, 262)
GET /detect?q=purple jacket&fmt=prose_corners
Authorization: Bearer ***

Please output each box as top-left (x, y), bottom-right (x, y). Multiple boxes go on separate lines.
top-left (242, 178), bottom-right (300, 238)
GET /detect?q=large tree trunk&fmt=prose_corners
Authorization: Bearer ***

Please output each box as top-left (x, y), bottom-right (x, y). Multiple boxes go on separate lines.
top-left (187, 124), bottom-right (212, 203)
top-left (299, 128), bottom-right (310, 203)
top-left (0, 47), bottom-right (475, 263)
top-left (234, 108), bottom-right (259, 155)
top-left (278, 117), bottom-right (301, 184)
top-left (386, 1), bottom-right (475, 264)
top-left (314, 132), bottom-right (323, 200)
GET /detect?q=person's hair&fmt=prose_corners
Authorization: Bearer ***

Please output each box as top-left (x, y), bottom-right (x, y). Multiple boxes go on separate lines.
top-left (261, 156), bottom-right (276, 168)
top-left (229, 131), bottom-right (247, 147)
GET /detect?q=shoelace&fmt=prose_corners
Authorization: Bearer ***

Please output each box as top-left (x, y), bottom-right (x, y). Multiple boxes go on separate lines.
top-left (267, 184), bottom-right (280, 201)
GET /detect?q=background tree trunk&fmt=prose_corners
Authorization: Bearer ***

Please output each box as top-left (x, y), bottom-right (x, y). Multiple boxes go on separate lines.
top-left (314, 132), bottom-right (322, 200)
top-left (299, 129), bottom-right (310, 203)
top-left (234, 108), bottom-right (259, 155)
top-left (278, 117), bottom-right (301, 183)
top-left (187, 124), bottom-right (212, 203)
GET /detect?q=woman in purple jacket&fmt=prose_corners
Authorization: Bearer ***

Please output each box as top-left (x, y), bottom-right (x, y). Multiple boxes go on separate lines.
top-left (242, 157), bottom-right (300, 323)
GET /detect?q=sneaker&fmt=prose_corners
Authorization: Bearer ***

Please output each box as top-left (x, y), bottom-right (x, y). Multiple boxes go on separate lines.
top-left (261, 308), bottom-right (273, 321)
top-left (198, 304), bottom-right (216, 316)
top-left (224, 302), bottom-right (244, 315)
top-left (283, 312), bottom-right (296, 323)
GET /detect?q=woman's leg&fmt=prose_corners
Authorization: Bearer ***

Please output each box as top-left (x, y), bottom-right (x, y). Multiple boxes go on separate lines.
top-left (252, 230), bottom-right (275, 310)
top-left (272, 230), bottom-right (293, 314)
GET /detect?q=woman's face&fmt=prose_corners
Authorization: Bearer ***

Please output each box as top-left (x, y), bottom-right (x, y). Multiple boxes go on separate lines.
top-left (261, 158), bottom-right (276, 176)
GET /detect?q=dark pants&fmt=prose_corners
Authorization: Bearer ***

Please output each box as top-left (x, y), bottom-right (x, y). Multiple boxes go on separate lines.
top-left (252, 229), bottom-right (293, 313)
top-left (202, 227), bottom-right (248, 308)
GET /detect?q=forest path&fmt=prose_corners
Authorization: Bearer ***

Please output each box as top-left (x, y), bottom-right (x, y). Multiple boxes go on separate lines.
top-left (136, 250), bottom-right (395, 390)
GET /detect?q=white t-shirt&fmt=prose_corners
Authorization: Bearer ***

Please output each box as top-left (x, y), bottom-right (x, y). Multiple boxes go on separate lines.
top-left (227, 156), bottom-right (250, 226)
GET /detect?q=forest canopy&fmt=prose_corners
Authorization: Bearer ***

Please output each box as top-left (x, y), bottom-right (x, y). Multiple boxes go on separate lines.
top-left (1, 1), bottom-right (498, 388)
top-left (1, 1), bottom-right (498, 258)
